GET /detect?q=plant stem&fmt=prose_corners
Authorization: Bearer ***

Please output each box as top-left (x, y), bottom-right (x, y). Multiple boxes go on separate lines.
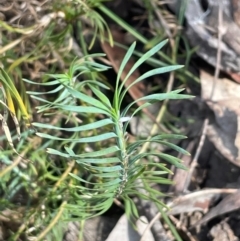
top-left (36, 201), bottom-right (67, 241)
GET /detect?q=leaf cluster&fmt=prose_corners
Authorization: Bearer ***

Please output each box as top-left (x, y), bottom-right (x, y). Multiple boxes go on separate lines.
top-left (26, 40), bottom-right (192, 221)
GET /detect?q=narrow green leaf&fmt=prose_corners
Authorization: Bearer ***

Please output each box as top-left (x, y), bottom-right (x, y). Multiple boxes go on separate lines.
top-left (128, 197), bottom-right (139, 218)
top-left (127, 139), bottom-right (189, 156)
top-left (66, 146), bottom-right (120, 158)
top-left (124, 40), bottom-right (168, 83)
top-left (46, 148), bottom-right (70, 158)
top-left (75, 80), bottom-right (110, 90)
top-left (120, 65), bottom-right (183, 105)
top-left (23, 78), bottom-right (62, 86)
top-left (129, 153), bottom-right (148, 165)
top-left (72, 184), bottom-right (118, 192)
top-left (144, 171), bottom-right (169, 175)
top-left (158, 141), bottom-right (190, 155)
top-left (93, 172), bottom-right (120, 178)
top-left (124, 197), bottom-right (132, 220)
top-left (117, 42), bottom-right (136, 88)
top-left (76, 157), bottom-right (119, 164)
top-left (32, 119), bottom-right (113, 132)
top-left (122, 102), bottom-right (151, 120)
top-left (146, 163), bottom-right (173, 174)
top-left (127, 166), bottom-right (145, 183)
top-left (158, 153), bottom-right (187, 170)
top-left (127, 166), bottom-right (146, 180)
top-left (30, 95), bottom-right (59, 104)
top-left (87, 165), bottom-right (122, 172)
top-left (37, 132), bottom-right (117, 142)
top-left (138, 92), bottom-right (193, 102)
top-left (141, 177), bottom-right (174, 184)
top-left (123, 90), bottom-right (193, 115)
top-left (89, 85), bottom-right (112, 108)
top-left (151, 134), bottom-right (187, 140)
top-left (127, 140), bottom-right (147, 154)
top-left (63, 86), bottom-right (110, 112)
top-left (56, 105), bottom-right (111, 116)
top-left (129, 152), bottom-right (186, 169)
top-left (82, 61), bottom-right (111, 71)
top-left (114, 42), bottom-right (136, 108)
top-left (27, 85), bottom-right (63, 95)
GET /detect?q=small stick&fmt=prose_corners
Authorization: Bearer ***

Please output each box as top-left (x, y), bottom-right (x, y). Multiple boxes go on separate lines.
top-left (183, 118), bottom-right (209, 192)
top-left (209, 2), bottom-right (224, 100)
top-left (140, 212), bottom-right (161, 241)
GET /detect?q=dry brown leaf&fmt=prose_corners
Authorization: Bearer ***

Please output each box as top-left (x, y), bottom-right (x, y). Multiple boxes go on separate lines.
top-left (201, 70), bottom-right (240, 166)
top-left (194, 190), bottom-right (240, 226)
top-left (105, 214), bottom-right (154, 241)
top-left (167, 188), bottom-right (238, 216)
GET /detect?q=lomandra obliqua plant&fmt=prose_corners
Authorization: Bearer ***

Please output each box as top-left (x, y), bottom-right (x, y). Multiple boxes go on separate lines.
top-left (25, 39), bottom-right (192, 220)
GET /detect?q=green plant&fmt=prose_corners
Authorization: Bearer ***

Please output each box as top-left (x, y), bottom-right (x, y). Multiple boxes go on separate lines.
top-left (0, 1), bottom-right (195, 240)
top-left (0, 40), bottom-right (192, 241)
top-left (25, 39), bottom-right (191, 223)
